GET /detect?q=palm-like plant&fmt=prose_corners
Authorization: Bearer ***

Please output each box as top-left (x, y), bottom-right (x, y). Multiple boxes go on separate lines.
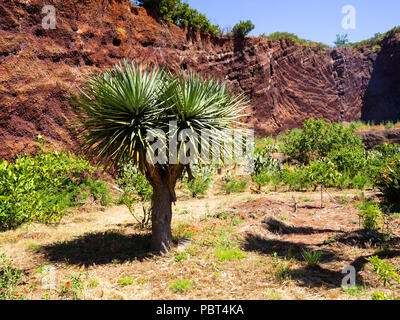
top-left (72, 59), bottom-right (248, 251)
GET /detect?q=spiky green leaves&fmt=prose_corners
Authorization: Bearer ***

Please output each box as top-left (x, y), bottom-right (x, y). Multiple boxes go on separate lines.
top-left (71, 59), bottom-right (248, 172)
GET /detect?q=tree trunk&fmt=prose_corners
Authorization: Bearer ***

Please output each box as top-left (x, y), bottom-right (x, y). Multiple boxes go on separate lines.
top-left (150, 179), bottom-right (173, 252)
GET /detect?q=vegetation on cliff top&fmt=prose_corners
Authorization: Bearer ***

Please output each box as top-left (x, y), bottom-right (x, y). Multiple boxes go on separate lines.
top-left (259, 32), bottom-right (329, 48)
top-left (136, 0), bottom-right (221, 35)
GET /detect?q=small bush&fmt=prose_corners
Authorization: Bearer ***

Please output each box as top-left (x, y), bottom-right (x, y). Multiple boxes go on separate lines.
top-left (186, 167), bottom-right (214, 198)
top-left (138, 0), bottom-right (221, 35)
top-left (173, 223), bottom-right (196, 243)
top-left (117, 162), bottom-right (153, 229)
top-left (232, 20), bottom-right (255, 38)
top-left (356, 201), bottom-right (384, 230)
top-left (302, 249), bottom-right (323, 267)
top-left (375, 159), bottom-right (400, 211)
top-left (281, 118), bottom-right (364, 165)
top-left (88, 280), bottom-right (99, 288)
top-left (0, 253), bottom-right (22, 300)
top-left (221, 172), bottom-right (248, 194)
top-left (365, 256), bottom-right (400, 287)
top-left (174, 252), bottom-right (187, 262)
top-left (59, 273), bottom-right (85, 300)
top-left (0, 137), bottom-right (110, 231)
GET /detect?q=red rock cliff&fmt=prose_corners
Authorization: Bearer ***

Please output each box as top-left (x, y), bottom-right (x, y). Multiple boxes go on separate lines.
top-left (0, 0), bottom-right (399, 159)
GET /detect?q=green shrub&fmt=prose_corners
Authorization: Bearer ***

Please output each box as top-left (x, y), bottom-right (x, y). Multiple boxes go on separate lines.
top-left (375, 159), bottom-right (400, 211)
top-left (0, 253), bottom-right (22, 300)
top-left (327, 146), bottom-right (366, 178)
top-left (59, 272), bottom-right (86, 300)
top-left (365, 256), bottom-right (400, 287)
top-left (0, 138), bottom-right (110, 231)
top-left (117, 162), bottom-right (153, 229)
top-left (304, 159), bottom-right (341, 189)
top-left (221, 172), bottom-right (248, 194)
top-left (137, 0), bottom-right (220, 35)
top-left (260, 32), bottom-right (329, 48)
top-left (169, 279), bottom-right (193, 293)
top-left (372, 291), bottom-right (399, 300)
top-left (281, 118), bottom-right (364, 165)
top-left (334, 34), bottom-right (349, 46)
top-left (173, 222), bottom-right (196, 244)
top-left (281, 165), bottom-right (309, 191)
top-left (118, 277), bottom-right (134, 288)
top-left (215, 247), bottom-right (246, 261)
top-left (356, 201), bottom-right (384, 230)
top-left (186, 166), bottom-right (214, 198)
top-left (232, 20), bottom-right (255, 38)
top-left (302, 249), bottom-right (323, 267)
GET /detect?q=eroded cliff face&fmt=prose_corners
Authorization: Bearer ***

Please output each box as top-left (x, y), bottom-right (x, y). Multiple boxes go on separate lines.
top-left (0, 0), bottom-right (399, 159)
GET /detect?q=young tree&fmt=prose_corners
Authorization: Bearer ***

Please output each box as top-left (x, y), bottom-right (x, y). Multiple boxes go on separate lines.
top-left (71, 60), bottom-right (248, 252)
top-left (232, 20), bottom-right (255, 38)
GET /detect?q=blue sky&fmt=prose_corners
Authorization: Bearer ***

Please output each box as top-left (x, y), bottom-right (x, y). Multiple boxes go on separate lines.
top-left (186, 0), bottom-right (400, 46)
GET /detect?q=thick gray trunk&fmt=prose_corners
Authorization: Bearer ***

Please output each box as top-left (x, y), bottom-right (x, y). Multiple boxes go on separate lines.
top-left (150, 179), bottom-right (173, 252)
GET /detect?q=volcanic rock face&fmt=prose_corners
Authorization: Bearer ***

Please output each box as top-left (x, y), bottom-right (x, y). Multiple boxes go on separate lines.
top-left (0, 0), bottom-right (399, 159)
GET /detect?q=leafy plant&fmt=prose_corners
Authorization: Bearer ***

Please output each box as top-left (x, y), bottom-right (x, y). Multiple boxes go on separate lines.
top-left (221, 172), bottom-right (248, 194)
top-left (137, 0), bottom-right (221, 35)
top-left (88, 280), bottom-right (99, 288)
top-left (372, 291), bottom-right (399, 300)
top-left (365, 256), bottom-right (400, 287)
top-left (59, 272), bottom-right (86, 300)
top-left (342, 285), bottom-right (364, 296)
top-left (281, 118), bottom-right (364, 165)
top-left (0, 253), bottom-right (22, 300)
top-left (174, 252), bottom-right (188, 262)
top-left (118, 277), bottom-right (134, 288)
top-left (232, 20), bottom-right (255, 38)
top-left (0, 138), bottom-right (110, 231)
top-left (271, 252), bottom-right (293, 281)
top-left (302, 249), bottom-right (323, 267)
top-left (375, 159), bottom-right (400, 211)
top-left (186, 166), bottom-right (214, 198)
top-left (117, 162), bottom-right (153, 229)
top-left (169, 279), bottom-right (194, 293)
top-left (356, 201), bottom-right (384, 230)
top-left (334, 34), bottom-right (349, 46)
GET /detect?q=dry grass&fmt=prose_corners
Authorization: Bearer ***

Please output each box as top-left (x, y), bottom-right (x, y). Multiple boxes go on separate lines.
top-left (1, 186), bottom-right (399, 300)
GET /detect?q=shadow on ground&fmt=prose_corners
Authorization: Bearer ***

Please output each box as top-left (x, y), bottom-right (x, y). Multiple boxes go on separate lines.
top-left (242, 227), bottom-right (400, 288)
top-left (40, 231), bottom-right (153, 266)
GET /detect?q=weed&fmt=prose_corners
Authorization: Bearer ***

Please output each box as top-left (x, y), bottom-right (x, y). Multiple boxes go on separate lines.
top-left (342, 285), bottom-right (364, 296)
top-left (371, 291), bottom-right (399, 300)
top-left (174, 252), bottom-right (188, 262)
top-left (0, 253), bottom-right (22, 300)
top-left (302, 249), bottom-right (323, 267)
top-left (88, 280), bottom-right (99, 288)
top-left (169, 279), bottom-right (194, 293)
top-left (59, 272), bottom-right (86, 300)
top-left (26, 242), bottom-right (41, 253)
top-left (118, 277), bottom-right (134, 288)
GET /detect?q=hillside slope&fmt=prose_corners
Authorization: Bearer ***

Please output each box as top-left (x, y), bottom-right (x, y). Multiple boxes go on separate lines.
top-left (0, 0), bottom-right (399, 159)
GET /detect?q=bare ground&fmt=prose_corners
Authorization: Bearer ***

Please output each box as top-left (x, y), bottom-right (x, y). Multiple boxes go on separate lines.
top-left (1, 186), bottom-right (399, 300)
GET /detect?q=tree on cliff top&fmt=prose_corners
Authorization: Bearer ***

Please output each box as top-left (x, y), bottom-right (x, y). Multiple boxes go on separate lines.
top-left (232, 20), bottom-right (255, 38)
top-left (71, 60), bottom-right (248, 252)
